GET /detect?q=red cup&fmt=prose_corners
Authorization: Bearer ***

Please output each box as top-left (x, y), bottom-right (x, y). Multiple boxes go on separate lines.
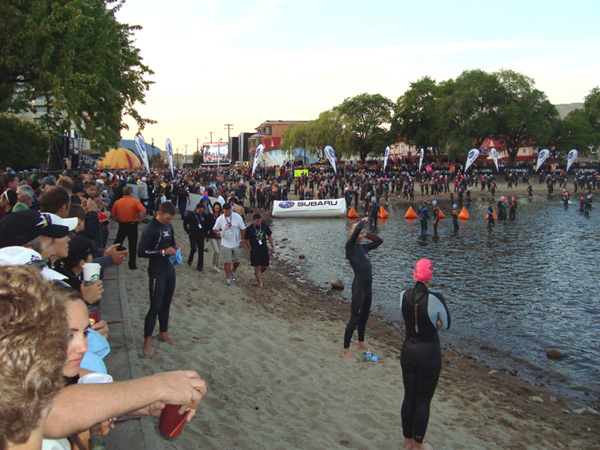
top-left (159, 404), bottom-right (189, 437)
top-left (88, 310), bottom-right (101, 326)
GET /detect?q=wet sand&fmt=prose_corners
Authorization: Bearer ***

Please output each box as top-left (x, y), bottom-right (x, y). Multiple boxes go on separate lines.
top-left (119, 195), bottom-right (599, 449)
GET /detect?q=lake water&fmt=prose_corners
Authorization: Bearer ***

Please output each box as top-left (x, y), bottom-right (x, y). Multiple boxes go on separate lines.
top-left (272, 194), bottom-right (600, 403)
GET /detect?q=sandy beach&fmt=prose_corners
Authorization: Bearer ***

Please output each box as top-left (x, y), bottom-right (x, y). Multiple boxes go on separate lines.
top-left (117, 187), bottom-right (599, 450)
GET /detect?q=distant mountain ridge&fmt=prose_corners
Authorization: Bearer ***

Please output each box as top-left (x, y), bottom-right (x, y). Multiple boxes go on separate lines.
top-left (555, 103), bottom-right (584, 119)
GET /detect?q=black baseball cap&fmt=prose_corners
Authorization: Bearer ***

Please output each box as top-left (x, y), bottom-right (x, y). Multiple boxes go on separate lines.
top-left (0, 210), bottom-right (77, 248)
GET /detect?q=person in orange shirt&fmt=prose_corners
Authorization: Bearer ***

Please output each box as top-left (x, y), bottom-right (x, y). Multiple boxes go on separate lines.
top-left (111, 185), bottom-right (146, 269)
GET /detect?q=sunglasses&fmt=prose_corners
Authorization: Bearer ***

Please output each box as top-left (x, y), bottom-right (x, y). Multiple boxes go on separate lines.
top-left (26, 257), bottom-right (51, 269)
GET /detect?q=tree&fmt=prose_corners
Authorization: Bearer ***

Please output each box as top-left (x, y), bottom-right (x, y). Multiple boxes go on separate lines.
top-left (439, 69), bottom-right (501, 153)
top-left (281, 110), bottom-right (349, 161)
top-left (493, 70), bottom-right (558, 163)
top-left (334, 93), bottom-right (394, 162)
top-left (393, 77), bottom-right (443, 153)
top-left (0, 0), bottom-right (154, 152)
top-left (0, 114), bottom-right (48, 170)
top-left (281, 120), bottom-right (318, 160)
top-left (192, 151), bottom-right (202, 167)
top-left (584, 87), bottom-right (600, 132)
top-left (553, 109), bottom-right (596, 157)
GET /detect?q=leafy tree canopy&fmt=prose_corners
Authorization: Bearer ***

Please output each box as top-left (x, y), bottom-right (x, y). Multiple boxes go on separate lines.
top-left (493, 69), bottom-right (558, 162)
top-left (393, 77), bottom-right (443, 153)
top-left (553, 108), bottom-right (597, 156)
top-left (0, 114), bottom-right (48, 170)
top-left (281, 109), bottom-right (349, 161)
top-left (439, 69), bottom-right (500, 151)
top-left (584, 87), bottom-right (600, 133)
top-left (0, 0), bottom-right (154, 152)
top-left (334, 93), bottom-right (394, 162)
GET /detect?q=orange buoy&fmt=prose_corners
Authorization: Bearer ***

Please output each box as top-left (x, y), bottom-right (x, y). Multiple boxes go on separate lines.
top-left (458, 207), bottom-right (469, 220)
top-left (347, 207), bottom-right (359, 218)
top-left (485, 210), bottom-right (498, 221)
top-left (437, 209), bottom-right (446, 219)
top-left (378, 206), bottom-right (390, 219)
top-left (405, 206), bottom-right (419, 219)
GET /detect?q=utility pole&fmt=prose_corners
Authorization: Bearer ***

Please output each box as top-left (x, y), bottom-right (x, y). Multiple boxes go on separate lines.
top-left (208, 131), bottom-right (214, 142)
top-left (217, 138), bottom-right (222, 175)
top-left (184, 144), bottom-right (188, 169)
top-left (224, 124), bottom-right (234, 163)
top-left (151, 138), bottom-right (155, 169)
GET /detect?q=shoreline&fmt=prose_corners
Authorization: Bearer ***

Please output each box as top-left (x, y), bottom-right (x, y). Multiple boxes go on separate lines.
top-left (118, 199), bottom-right (599, 449)
top-left (276, 179), bottom-right (599, 404)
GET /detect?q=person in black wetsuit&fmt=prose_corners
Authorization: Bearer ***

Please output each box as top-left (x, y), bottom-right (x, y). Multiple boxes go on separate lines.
top-left (138, 201), bottom-right (183, 356)
top-left (508, 196), bottom-right (517, 220)
top-left (431, 201), bottom-right (439, 236)
top-left (400, 259), bottom-right (450, 450)
top-left (487, 201), bottom-right (495, 227)
top-left (451, 203), bottom-right (459, 232)
top-left (341, 217), bottom-right (383, 362)
top-left (418, 201), bottom-right (429, 236)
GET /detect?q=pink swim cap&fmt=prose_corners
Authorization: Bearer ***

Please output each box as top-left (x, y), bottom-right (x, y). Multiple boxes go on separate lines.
top-left (414, 259), bottom-right (433, 283)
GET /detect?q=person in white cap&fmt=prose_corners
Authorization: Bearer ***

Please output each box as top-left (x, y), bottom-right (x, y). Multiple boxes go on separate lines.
top-left (138, 176), bottom-right (149, 211)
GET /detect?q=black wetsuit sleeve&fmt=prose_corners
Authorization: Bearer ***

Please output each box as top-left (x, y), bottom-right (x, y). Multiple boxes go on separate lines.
top-left (364, 233), bottom-right (383, 251)
top-left (169, 224), bottom-right (176, 247)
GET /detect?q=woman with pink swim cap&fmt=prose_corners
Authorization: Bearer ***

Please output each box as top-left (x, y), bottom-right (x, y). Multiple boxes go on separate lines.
top-left (400, 259), bottom-right (451, 450)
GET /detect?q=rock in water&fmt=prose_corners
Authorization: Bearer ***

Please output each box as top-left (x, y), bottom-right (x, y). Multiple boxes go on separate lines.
top-left (299, 255), bottom-right (305, 259)
top-left (331, 279), bottom-right (344, 290)
top-left (546, 348), bottom-right (564, 359)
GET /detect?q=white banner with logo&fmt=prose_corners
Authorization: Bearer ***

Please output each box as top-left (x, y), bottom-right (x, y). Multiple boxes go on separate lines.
top-left (383, 146), bottom-right (390, 172)
top-left (566, 149), bottom-right (578, 173)
top-left (324, 145), bottom-right (337, 175)
top-left (535, 148), bottom-right (551, 172)
top-left (134, 133), bottom-right (150, 173)
top-left (491, 148), bottom-right (499, 172)
top-left (166, 139), bottom-right (174, 178)
top-left (464, 148), bottom-right (480, 173)
top-left (272, 198), bottom-right (347, 218)
top-left (251, 144), bottom-right (264, 177)
top-left (418, 148), bottom-right (424, 172)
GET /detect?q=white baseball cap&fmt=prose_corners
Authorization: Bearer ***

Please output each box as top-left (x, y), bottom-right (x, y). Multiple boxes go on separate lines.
top-left (0, 246), bottom-right (67, 281)
top-left (42, 213), bottom-right (78, 232)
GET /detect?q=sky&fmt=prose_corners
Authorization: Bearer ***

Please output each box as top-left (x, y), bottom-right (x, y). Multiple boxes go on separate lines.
top-left (116, 0), bottom-right (600, 154)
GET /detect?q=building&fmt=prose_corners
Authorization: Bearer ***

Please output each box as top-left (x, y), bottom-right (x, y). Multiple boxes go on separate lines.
top-left (389, 140), bottom-right (419, 160)
top-left (248, 120), bottom-right (308, 165)
top-left (479, 138), bottom-right (538, 161)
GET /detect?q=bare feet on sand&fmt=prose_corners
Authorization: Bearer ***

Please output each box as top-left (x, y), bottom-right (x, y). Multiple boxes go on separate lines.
top-left (357, 341), bottom-right (371, 351)
top-left (405, 439), bottom-right (434, 450)
top-left (158, 332), bottom-right (174, 343)
top-left (142, 337), bottom-right (155, 356)
top-left (341, 348), bottom-right (359, 362)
